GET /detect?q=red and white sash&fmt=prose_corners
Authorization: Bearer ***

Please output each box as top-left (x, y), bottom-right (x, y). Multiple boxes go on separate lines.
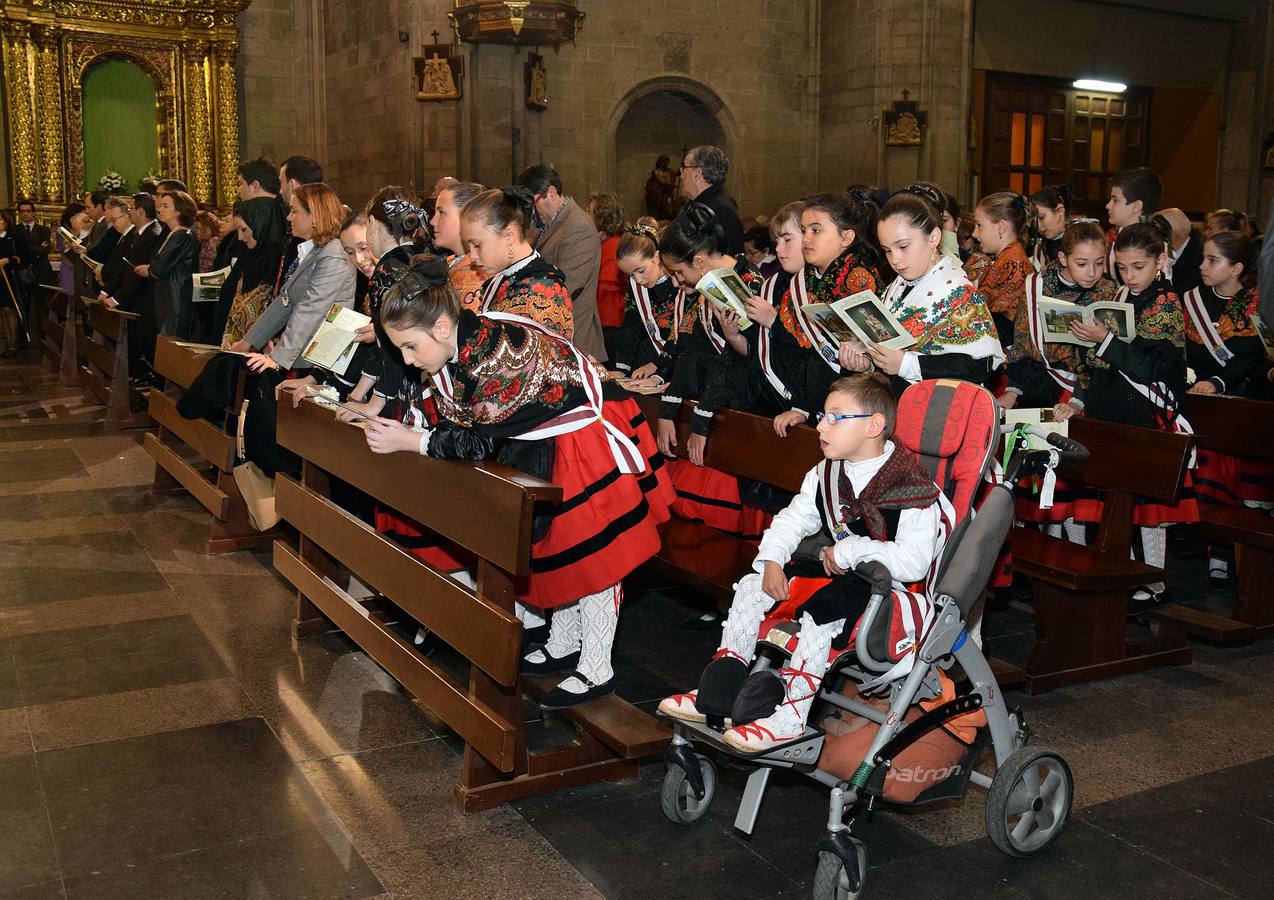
top-left (430, 311), bottom-right (645, 474)
top-left (699, 294), bottom-right (727, 354)
top-left (817, 459), bottom-right (855, 541)
top-left (629, 276), bottom-right (682, 355)
top-left (1182, 287), bottom-right (1234, 367)
top-left (1024, 273), bottom-right (1078, 392)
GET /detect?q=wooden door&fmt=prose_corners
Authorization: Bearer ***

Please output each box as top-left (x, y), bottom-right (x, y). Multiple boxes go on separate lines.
top-left (982, 73), bottom-right (1150, 217)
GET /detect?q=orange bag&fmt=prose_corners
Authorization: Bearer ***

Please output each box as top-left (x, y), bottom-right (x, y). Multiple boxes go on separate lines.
top-left (817, 672), bottom-right (985, 803)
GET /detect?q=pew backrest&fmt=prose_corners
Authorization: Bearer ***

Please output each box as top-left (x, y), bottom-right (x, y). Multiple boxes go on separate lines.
top-left (1183, 394), bottom-right (1274, 463)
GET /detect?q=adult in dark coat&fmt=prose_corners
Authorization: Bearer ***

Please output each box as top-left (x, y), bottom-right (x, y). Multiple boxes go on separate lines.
top-left (678, 145), bottom-right (744, 255)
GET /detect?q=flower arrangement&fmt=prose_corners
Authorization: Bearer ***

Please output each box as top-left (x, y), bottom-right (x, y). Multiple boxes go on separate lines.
top-left (143, 168), bottom-right (166, 184)
top-left (98, 168), bottom-right (127, 193)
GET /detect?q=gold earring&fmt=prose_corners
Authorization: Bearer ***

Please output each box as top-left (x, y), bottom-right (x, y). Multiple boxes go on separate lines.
top-left (507, 242), bottom-right (515, 263)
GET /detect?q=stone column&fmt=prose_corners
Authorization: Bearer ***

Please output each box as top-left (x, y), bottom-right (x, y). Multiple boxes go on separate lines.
top-left (183, 42), bottom-right (214, 203)
top-left (211, 39), bottom-right (242, 208)
top-left (31, 25), bottom-right (64, 204)
top-left (2, 22), bottom-right (38, 200)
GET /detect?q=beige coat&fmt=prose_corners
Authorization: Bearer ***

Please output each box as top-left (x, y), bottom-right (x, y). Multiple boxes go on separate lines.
top-left (535, 198), bottom-right (606, 360)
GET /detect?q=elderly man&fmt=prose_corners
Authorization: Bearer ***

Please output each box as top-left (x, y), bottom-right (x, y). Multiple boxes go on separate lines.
top-left (678, 144), bottom-right (744, 255)
top-left (514, 163), bottom-right (606, 361)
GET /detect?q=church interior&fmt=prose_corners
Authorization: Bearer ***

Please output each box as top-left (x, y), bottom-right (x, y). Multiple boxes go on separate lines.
top-left (2, 1), bottom-right (1274, 898)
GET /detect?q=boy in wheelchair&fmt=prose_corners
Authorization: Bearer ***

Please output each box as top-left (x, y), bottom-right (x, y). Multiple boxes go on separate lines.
top-left (659, 374), bottom-right (955, 753)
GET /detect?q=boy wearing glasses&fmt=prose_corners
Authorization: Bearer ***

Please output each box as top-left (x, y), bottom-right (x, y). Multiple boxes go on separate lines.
top-left (659, 374), bottom-right (951, 752)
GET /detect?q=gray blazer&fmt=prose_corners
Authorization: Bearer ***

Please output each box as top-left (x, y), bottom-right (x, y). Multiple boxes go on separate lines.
top-left (245, 237), bottom-right (355, 368)
top-left (535, 198), bottom-right (606, 360)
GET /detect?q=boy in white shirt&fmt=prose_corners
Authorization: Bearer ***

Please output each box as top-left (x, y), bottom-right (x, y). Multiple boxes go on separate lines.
top-left (659, 374), bottom-right (952, 752)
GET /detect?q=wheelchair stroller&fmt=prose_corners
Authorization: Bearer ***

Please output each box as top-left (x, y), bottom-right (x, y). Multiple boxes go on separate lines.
top-left (655, 379), bottom-right (1088, 899)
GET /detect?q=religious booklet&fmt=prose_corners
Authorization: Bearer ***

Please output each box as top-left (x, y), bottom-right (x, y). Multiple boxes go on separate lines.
top-left (170, 340), bottom-right (251, 358)
top-left (694, 266), bottom-right (754, 330)
top-left (802, 290), bottom-right (916, 351)
top-left (1003, 406), bottom-right (1069, 451)
top-left (57, 226), bottom-right (85, 253)
top-left (192, 266), bottom-right (232, 303)
top-left (301, 303), bottom-right (372, 376)
top-left (1038, 296), bottom-right (1135, 346)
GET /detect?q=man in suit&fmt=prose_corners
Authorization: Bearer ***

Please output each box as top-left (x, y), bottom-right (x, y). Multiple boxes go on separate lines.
top-left (101, 193), bottom-right (164, 314)
top-left (73, 191), bottom-right (110, 303)
top-left (274, 155), bottom-right (324, 292)
top-left (515, 163), bottom-right (606, 361)
top-left (679, 145), bottom-right (745, 255)
top-left (1159, 207), bottom-right (1203, 298)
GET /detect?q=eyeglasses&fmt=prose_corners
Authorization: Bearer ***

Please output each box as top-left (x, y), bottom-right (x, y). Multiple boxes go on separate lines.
top-left (815, 412), bottom-right (874, 425)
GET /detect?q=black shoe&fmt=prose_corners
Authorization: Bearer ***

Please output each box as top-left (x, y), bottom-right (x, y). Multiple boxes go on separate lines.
top-left (1127, 587), bottom-right (1167, 619)
top-left (520, 623), bottom-right (549, 655)
top-left (521, 648), bottom-right (580, 675)
top-left (538, 672), bottom-right (615, 709)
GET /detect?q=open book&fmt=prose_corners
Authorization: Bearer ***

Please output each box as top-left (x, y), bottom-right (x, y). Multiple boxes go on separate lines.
top-left (301, 304), bottom-right (372, 376)
top-left (192, 266), bottom-right (232, 303)
top-left (169, 340), bottom-right (251, 358)
top-left (694, 266), bottom-right (754, 330)
top-left (1039, 296), bottom-right (1135, 346)
top-left (803, 290), bottom-right (916, 351)
top-left (57, 225), bottom-right (86, 254)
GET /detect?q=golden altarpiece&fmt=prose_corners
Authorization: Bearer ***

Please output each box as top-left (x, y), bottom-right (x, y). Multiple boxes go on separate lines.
top-left (0, 0), bottom-right (250, 211)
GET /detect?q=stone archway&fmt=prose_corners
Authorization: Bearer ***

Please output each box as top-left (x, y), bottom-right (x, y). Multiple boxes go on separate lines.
top-left (607, 77), bottom-right (738, 220)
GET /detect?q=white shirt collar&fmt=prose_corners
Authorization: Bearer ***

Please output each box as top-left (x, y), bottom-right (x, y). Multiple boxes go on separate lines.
top-left (297, 239), bottom-right (316, 263)
top-left (500, 250), bottom-right (538, 278)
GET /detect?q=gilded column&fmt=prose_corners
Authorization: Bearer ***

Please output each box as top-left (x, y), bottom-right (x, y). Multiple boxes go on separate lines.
top-left (2, 22), bottom-right (38, 200)
top-left (31, 26), bottom-right (64, 204)
top-left (211, 39), bottom-right (241, 209)
top-left (183, 42), bottom-right (214, 203)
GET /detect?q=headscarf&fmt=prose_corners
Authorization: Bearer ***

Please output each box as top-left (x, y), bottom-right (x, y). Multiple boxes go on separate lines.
top-left (229, 197), bottom-right (287, 294)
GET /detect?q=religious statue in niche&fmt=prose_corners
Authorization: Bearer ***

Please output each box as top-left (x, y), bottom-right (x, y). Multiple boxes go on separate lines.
top-left (526, 53), bottom-right (548, 110)
top-left (415, 34), bottom-right (463, 102)
top-left (884, 90), bottom-right (927, 146)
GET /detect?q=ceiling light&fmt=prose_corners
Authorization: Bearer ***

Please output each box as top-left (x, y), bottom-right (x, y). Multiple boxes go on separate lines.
top-left (1073, 78), bottom-right (1127, 93)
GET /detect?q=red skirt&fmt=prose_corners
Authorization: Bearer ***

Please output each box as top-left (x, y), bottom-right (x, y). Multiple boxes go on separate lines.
top-left (519, 398), bottom-right (674, 609)
top-left (1014, 476), bottom-right (1078, 523)
top-left (665, 459), bottom-right (772, 540)
top-left (375, 507), bottom-right (476, 573)
top-left (1238, 456), bottom-right (1274, 504)
top-left (1194, 449), bottom-right (1243, 507)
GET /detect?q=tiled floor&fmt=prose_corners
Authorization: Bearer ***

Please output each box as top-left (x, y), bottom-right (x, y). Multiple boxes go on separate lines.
top-left (1, 350), bottom-right (1272, 899)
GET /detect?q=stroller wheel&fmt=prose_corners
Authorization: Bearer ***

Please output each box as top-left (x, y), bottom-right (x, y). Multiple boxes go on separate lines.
top-left (986, 746), bottom-right (1073, 857)
top-left (813, 839), bottom-right (867, 900)
top-left (659, 754), bottom-right (716, 824)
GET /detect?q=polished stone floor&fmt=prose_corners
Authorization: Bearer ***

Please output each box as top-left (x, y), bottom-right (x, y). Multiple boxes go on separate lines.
top-left (1, 351), bottom-right (1272, 899)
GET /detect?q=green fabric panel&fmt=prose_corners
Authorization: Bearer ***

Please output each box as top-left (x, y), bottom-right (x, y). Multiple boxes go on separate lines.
top-left (81, 58), bottom-right (159, 193)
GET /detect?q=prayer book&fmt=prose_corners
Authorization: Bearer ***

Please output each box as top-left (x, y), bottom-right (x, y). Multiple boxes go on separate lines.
top-left (192, 266), bottom-right (232, 303)
top-left (1037, 296), bottom-right (1135, 346)
top-left (694, 266), bottom-right (755, 330)
top-left (301, 304), bottom-right (373, 376)
top-left (802, 290), bottom-right (916, 351)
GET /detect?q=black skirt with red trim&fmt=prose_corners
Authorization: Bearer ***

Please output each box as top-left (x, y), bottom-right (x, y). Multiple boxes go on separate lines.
top-left (519, 398), bottom-right (674, 609)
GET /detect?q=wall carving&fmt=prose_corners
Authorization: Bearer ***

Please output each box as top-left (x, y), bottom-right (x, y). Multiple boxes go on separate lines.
top-left (0, 0), bottom-right (251, 208)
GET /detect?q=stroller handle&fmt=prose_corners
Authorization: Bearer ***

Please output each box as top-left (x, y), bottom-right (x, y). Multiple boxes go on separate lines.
top-left (1042, 430), bottom-right (1090, 465)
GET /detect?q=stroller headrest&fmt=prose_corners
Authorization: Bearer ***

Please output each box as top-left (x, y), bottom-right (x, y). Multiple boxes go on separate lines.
top-left (894, 379), bottom-right (998, 523)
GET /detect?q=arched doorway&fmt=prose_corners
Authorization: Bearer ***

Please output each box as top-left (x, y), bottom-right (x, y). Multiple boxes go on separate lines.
top-left (609, 78), bottom-right (735, 220)
top-left (81, 57), bottom-right (160, 193)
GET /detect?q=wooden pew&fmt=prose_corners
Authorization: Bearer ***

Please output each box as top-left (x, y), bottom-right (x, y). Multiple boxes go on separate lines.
top-left (38, 285), bottom-right (79, 385)
top-left (1011, 417), bottom-right (1193, 693)
top-left (142, 336), bottom-right (282, 553)
top-left (272, 399), bottom-right (671, 813)
top-left (1150, 394), bottom-right (1274, 643)
top-left (78, 302), bottom-right (151, 429)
